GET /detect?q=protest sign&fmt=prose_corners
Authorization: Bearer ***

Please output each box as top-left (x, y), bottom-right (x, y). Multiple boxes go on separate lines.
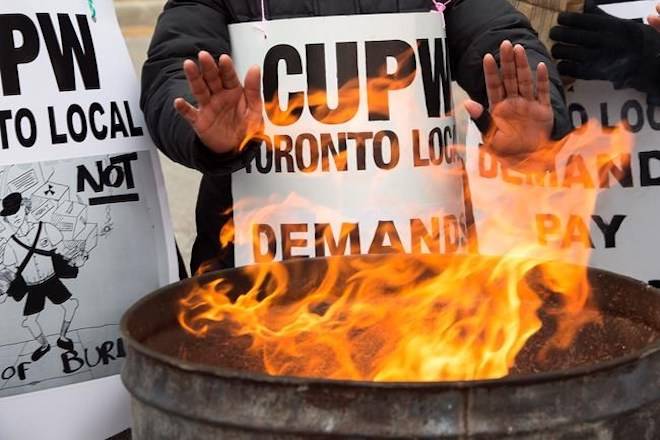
top-left (466, 2), bottom-right (660, 285)
top-left (0, 0), bottom-right (177, 438)
top-left (229, 13), bottom-right (472, 267)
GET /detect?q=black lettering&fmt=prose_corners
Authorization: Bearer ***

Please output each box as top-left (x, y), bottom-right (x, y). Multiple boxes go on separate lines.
top-left (568, 102), bottom-right (588, 128)
top-left (621, 99), bottom-right (644, 133)
top-left (320, 133), bottom-right (347, 172)
top-left (102, 165), bottom-right (124, 188)
top-left (294, 133), bottom-right (319, 173)
top-left (95, 341), bottom-right (116, 364)
top-left (428, 127), bottom-right (445, 165)
top-left (592, 215), bottom-right (626, 249)
top-left (410, 218), bottom-right (440, 253)
top-left (14, 108), bottom-right (36, 147)
top-left (274, 134), bottom-right (294, 173)
top-left (48, 106), bottom-right (67, 144)
top-left (347, 132), bottom-right (373, 171)
top-left (67, 104), bottom-right (88, 142)
top-left (640, 151), bottom-right (660, 186)
top-left (254, 138), bottom-right (273, 174)
top-left (37, 13), bottom-right (100, 91)
top-left (306, 42), bottom-right (359, 124)
top-left (647, 104), bottom-right (660, 131)
top-left (61, 350), bottom-right (85, 374)
top-left (109, 101), bottom-right (129, 138)
top-left (77, 161), bottom-right (104, 192)
top-left (116, 338), bottom-right (126, 358)
top-left (110, 152), bottom-right (138, 189)
top-left (0, 14), bottom-right (40, 96)
top-left (253, 224), bottom-right (276, 263)
top-left (0, 110), bottom-right (11, 148)
top-left (1, 366), bottom-right (15, 380)
top-left (412, 129), bottom-right (429, 167)
top-left (314, 223), bottom-right (361, 257)
top-left (89, 102), bottom-right (107, 139)
top-left (373, 130), bottom-right (399, 170)
top-left (124, 101), bottom-right (144, 136)
top-left (444, 215), bottom-right (460, 254)
top-left (417, 38), bottom-right (451, 118)
top-left (368, 221), bottom-right (405, 254)
top-left (17, 362), bottom-right (30, 381)
top-left (365, 40), bottom-right (416, 121)
top-left (598, 153), bottom-right (632, 188)
top-left (600, 102), bottom-right (615, 128)
top-left (263, 45), bottom-right (304, 126)
top-left (281, 223), bottom-right (309, 260)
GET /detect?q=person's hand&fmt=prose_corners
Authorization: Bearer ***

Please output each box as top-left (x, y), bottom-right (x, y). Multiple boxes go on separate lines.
top-left (649, 4), bottom-right (660, 33)
top-left (550, 4), bottom-right (660, 95)
top-left (465, 41), bottom-right (554, 166)
top-left (175, 52), bottom-right (264, 155)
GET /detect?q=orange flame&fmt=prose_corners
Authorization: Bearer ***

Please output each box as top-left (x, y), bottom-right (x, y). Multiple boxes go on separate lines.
top-left (179, 119), bottom-right (632, 382)
top-left (182, 45), bottom-right (634, 381)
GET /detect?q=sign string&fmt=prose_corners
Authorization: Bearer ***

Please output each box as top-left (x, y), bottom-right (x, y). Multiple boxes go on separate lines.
top-left (255, 0), bottom-right (268, 39)
top-left (431, 0), bottom-right (451, 13)
top-left (88, 0), bottom-right (97, 21)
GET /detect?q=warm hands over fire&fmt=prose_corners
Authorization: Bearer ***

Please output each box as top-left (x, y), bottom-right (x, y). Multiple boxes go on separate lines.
top-left (174, 52), bottom-right (264, 155)
top-left (175, 40), bottom-right (554, 163)
top-left (465, 40), bottom-right (554, 169)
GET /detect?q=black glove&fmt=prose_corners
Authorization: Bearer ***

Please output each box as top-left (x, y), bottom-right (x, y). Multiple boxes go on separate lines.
top-left (550, 2), bottom-right (660, 98)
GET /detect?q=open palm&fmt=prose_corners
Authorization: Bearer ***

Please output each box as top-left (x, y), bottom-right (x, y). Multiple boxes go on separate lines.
top-left (466, 41), bottom-right (554, 165)
top-left (175, 52), bottom-right (263, 154)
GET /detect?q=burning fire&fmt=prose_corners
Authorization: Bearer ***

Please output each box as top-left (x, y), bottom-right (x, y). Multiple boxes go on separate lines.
top-left (177, 42), bottom-right (634, 381)
top-left (178, 119), bottom-right (632, 382)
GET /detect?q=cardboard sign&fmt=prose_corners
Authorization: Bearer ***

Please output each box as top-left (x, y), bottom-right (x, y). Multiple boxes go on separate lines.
top-left (0, 1), bottom-right (177, 438)
top-left (466, 3), bottom-right (660, 284)
top-left (229, 13), bottom-right (471, 267)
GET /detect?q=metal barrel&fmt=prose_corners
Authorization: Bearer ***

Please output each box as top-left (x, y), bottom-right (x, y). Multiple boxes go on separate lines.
top-left (121, 256), bottom-right (660, 439)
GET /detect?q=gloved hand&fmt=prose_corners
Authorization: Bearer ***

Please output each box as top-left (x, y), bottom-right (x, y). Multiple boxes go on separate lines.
top-left (550, 1), bottom-right (660, 97)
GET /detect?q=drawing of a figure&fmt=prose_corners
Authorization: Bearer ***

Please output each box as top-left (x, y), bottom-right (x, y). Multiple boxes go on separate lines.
top-left (0, 193), bottom-right (89, 362)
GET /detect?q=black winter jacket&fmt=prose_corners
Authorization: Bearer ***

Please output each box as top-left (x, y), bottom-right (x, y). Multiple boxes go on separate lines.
top-left (141, 0), bottom-right (572, 273)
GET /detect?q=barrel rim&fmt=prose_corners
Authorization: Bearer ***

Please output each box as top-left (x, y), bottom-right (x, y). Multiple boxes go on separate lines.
top-left (120, 255), bottom-right (660, 390)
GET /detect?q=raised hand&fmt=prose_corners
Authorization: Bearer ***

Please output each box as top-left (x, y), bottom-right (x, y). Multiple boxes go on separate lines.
top-left (175, 52), bottom-right (264, 155)
top-left (649, 4), bottom-right (660, 33)
top-left (465, 41), bottom-right (554, 164)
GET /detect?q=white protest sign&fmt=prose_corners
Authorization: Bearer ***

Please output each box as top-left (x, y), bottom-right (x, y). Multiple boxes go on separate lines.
top-left (0, 0), bottom-right (177, 438)
top-left (599, 0), bottom-right (656, 22)
top-left (465, 3), bottom-right (660, 284)
top-left (229, 13), bottom-right (472, 267)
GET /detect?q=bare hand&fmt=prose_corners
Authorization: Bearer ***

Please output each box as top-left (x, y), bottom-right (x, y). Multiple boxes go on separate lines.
top-left (466, 41), bottom-right (554, 166)
top-left (649, 4), bottom-right (660, 33)
top-left (175, 52), bottom-right (264, 155)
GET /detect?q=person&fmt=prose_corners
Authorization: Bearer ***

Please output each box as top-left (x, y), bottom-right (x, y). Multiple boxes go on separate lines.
top-left (650, 3), bottom-right (660, 32)
top-left (550, 0), bottom-right (660, 101)
top-left (0, 193), bottom-right (87, 362)
top-left (141, 0), bottom-right (573, 273)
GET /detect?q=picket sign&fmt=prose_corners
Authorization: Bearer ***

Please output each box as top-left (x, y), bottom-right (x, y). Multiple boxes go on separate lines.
top-left (465, 2), bottom-right (660, 285)
top-left (229, 13), bottom-right (472, 267)
top-left (0, 0), bottom-right (177, 438)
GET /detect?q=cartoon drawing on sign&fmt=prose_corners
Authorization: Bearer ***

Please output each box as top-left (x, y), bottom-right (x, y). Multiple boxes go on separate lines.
top-left (0, 171), bottom-right (100, 363)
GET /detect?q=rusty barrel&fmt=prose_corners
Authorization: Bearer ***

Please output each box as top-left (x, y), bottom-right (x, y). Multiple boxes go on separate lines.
top-left (121, 255), bottom-right (660, 439)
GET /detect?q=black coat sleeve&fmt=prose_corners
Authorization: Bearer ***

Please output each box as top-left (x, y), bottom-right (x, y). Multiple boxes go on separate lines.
top-left (140, 0), bottom-right (253, 175)
top-left (446, 0), bottom-right (572, 140)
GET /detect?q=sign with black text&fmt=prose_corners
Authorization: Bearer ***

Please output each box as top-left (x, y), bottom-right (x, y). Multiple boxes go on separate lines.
top-left (229, 13), bottom-right (471, 267)
top-left (0, 1), bottom-right (177, 439)
top-left (466, 2), bottom-right (659, 285)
